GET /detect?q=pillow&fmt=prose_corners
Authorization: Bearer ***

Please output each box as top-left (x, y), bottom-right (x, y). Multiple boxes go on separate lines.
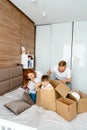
top-left (4, 100), bottom-right (31, 115)
top-left (23, 92), bottom-right (34, 105)
top-left (4, 87), bottom-right (25, 100)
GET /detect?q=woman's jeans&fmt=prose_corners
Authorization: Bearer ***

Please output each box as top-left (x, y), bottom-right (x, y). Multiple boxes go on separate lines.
top-left (30, 93), bottom-right (36, 103)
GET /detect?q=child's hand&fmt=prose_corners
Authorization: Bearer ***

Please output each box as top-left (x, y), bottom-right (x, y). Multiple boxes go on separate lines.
top-left (36, 82), bottom-right (42, 86)
top-left (36, 87), bottom-right (40, 91)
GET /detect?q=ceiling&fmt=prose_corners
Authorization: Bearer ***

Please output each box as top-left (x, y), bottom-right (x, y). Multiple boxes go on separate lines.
top-left (9, 0), bottom-right (87, 25)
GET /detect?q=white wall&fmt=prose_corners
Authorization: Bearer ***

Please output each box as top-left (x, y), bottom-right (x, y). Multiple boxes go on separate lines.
top-left (35, 21), bottom-right (87, 93)
top-left (50, 23), bottom-right (72, 68)
top-left (71, 21), bottom-right (87, 93)
top-left (35, 23), bottom-right (72, 73)
top-left (35, 25), bottom-right (51, 74)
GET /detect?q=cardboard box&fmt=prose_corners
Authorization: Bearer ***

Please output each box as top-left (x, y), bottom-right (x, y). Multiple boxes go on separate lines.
top-left (76, 90), bottom-right (87, 113)
top-left (36, 89), bottom-right (59, 111)
top-left (55, 82), bottom-right (70, 98)
top-left (36, 80), bottom-right (61, 111)
top-left (66, 90), bottom-right (87, 113)
top-left (56, 97), bottom-right (76, 121)
top-left (55, 83), bottom-right (87, 114)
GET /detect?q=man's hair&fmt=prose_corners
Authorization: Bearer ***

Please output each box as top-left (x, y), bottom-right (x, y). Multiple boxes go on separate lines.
top-left (58, 60), bottom-right (66, 67)
top-left (41, 75), bottom-right (49, 81)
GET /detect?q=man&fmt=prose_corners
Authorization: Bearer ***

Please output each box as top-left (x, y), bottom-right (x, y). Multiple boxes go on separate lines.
top-left (47, 60), bottom-right (71, 84)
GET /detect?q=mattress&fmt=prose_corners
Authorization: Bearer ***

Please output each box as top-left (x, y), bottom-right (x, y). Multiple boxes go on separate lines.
top-left (0, 87), bottom-right (87, 130)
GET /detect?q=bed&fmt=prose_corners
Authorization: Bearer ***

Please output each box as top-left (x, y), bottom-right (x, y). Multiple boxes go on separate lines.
top-left (0, 66), bottom-right (87, 130)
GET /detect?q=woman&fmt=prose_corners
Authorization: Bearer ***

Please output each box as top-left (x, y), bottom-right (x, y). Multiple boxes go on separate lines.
top-left (23, 69), bottom-right (42, 103)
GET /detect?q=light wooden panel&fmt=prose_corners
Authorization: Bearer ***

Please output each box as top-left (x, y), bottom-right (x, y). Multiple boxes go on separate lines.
top-left (0, 0), bottom-right (35, 67)
top-left (21, 14), bottom-right (35, 54)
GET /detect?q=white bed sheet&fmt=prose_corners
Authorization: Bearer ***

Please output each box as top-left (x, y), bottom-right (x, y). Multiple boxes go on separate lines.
top-left (0, 88), bottom-right (87, 130)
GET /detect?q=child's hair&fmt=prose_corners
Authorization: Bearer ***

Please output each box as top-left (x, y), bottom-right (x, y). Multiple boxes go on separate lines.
top-left (41, 75), bottom-right (49, 82)
top-left (58, 60), bottom-right (66, 67)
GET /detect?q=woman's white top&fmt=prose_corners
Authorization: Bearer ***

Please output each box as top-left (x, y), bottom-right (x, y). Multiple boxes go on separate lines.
top-left (51, 64), bottom-right (71, 80)
top-left (28, 71), bottom-right (42, 94)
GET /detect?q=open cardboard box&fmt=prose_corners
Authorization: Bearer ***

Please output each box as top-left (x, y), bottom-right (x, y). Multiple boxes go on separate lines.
top-left (75, 90), bottom-right (87, 113)
top-left (36, 80), bottom-right (61, 111)
top-left (56, 97), bottom-right (76, 121)
top-left (55, 83), bottom-right (87, 114)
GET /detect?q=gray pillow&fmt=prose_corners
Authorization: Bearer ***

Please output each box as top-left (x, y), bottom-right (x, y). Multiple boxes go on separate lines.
top-left (23, 92), bottom-right (34, 105)
top-left (4, 100), bottom-right (31, 115)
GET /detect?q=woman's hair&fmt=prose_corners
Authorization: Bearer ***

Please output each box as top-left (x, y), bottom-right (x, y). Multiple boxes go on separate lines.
top-left (41, 75), bottom-right (49, 82)
top-left (24, 69), bottom-right (36, 85)
top-left (58, 60), bottom-right (66, 67)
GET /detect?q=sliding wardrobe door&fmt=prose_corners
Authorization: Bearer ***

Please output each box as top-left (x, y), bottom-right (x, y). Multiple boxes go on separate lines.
top-left (50, 22), bottom-right (72, 78)
top-left (35, 25), bottom-right (51, 73)
top-left (71, 21), bottom-right (87, 93)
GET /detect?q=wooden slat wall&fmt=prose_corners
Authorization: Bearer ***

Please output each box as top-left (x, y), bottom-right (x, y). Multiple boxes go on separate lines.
top-left (21, 14), bottom-right (35, 54)
top-left (0, 0), bottom-right (35, 67)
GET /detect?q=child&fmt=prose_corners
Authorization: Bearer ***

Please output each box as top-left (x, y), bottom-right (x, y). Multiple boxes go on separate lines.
top-left (41, 75), bottom-right (53, 90)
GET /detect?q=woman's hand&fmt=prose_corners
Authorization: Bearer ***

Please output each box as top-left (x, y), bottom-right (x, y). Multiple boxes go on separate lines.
top-left (23, 84), bottom-right (29, 89)
top-left (34, 82), bottom-right (42, 90)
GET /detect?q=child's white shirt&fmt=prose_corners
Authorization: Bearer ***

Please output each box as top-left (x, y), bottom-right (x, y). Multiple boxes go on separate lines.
top-left (41, 83), bottom-right (53, 90)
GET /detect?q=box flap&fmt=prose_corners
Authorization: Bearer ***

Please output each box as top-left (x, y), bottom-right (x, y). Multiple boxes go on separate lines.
top-left (55, 83), bottom-right (70, 98)
top-left (49, 80), bottom-right (61, 88)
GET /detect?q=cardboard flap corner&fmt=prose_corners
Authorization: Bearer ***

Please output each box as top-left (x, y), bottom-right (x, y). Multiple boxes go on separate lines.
top-left (55, 83), bottom-right (70, 98)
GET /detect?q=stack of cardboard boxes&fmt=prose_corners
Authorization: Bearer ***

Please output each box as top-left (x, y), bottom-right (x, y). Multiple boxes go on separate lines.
top-left (36, 80), bottom-right (87, 121)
